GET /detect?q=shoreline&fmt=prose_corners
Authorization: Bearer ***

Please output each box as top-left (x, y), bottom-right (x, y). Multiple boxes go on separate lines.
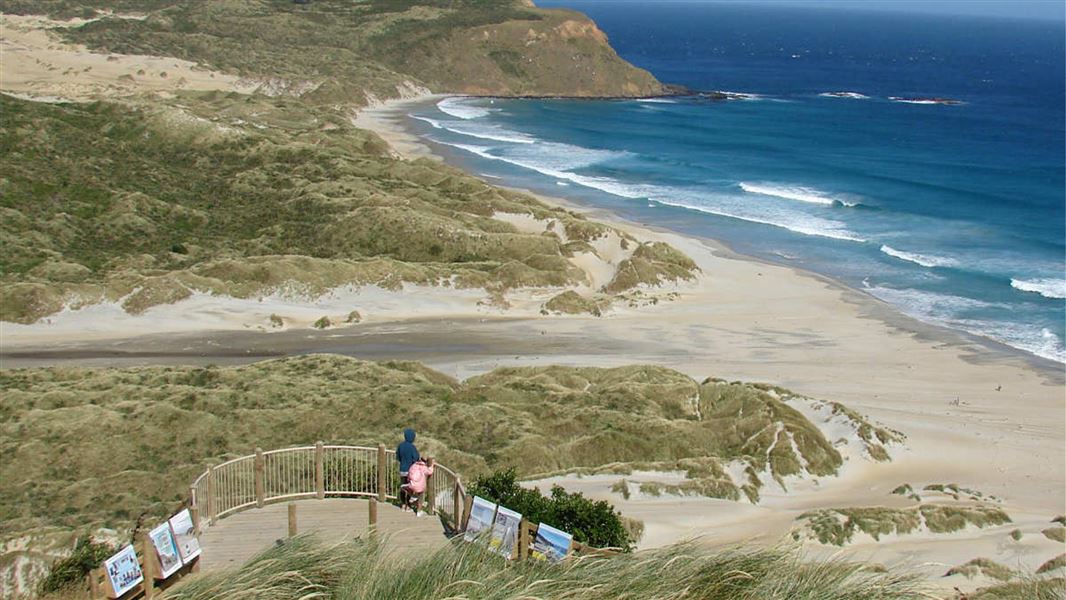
top-left (369, 93), bottom-right (1064, 379)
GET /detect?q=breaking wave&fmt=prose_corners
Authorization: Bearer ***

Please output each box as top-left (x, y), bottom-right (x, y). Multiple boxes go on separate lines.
top-left (1011, 278), bottom-right (1066, 299)
top-left (740, 182), bottom-right (859, 207)
top-left (437, 97), bottom-right (495, 119)
top-left (436, 140), bottom-right (866, 242)
top-left (880, 245), bottom-right (959, 268)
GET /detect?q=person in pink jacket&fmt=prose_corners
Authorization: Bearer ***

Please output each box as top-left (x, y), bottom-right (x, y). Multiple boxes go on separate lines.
top-left (403, 457), bottom-right (435, 516)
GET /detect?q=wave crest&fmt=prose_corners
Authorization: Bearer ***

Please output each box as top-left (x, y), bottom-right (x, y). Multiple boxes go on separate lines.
top-left (437, 97), bottom-right (494, 119)
top-left (740, 182), bottom-right (859, 207)
top-left (1011, 278), bottom-right (1066, 299)
top-left (880, 245), bottom-right (959, 268)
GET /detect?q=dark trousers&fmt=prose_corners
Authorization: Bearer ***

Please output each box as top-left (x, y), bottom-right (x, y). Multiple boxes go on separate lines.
top-left (399, 474), bottom-right (410, 506)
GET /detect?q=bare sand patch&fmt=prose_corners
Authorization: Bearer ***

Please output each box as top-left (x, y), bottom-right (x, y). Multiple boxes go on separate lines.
top-left (0, 14), bottom-right (259, 101)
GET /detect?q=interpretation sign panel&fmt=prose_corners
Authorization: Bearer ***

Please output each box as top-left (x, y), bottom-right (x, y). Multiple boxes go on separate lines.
top-left (168, 509), bottom-right (202, 562)
top-left (104, 544), bottom-right (143, 597)
top-left (464, 496), bottom-right (497, 542)
top-left (149, 522), bottom-right (183, 578)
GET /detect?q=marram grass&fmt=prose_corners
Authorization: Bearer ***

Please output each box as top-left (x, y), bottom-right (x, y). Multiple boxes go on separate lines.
top-left (160, 534), bottom-right (930, 600)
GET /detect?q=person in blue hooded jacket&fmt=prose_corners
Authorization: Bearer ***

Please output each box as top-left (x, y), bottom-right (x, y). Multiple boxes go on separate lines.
top-left (396, 428), bottom-right (420, 509)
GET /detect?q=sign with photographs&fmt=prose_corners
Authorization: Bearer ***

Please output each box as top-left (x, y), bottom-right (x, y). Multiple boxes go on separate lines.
top-left (489, 505), bottom-right (522, 560)
top-left (464, 496), bottom-right (497, 542)
top-left (531, 522), bottom-right (573, 563)
top-left (149, 522), bottom-right (183, 578)
top-left (168, 509), bottom-right (202, 562)
top-left (104, 544), bottom-right (143, 597)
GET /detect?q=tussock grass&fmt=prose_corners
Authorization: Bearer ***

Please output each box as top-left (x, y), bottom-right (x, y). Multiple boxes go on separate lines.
top-left (796, 505), bottom-right (1012, 546)
top-left (945, 558), bottom-right (1016, 582)
top-left (1038, 554), bottom-right (1066, 574)
top-left (160, 535), bottom-right (358, 600)
top-left (160, 535), bottom-right (927, 600)
top-left (970, 576), bottom-right (1066, 599)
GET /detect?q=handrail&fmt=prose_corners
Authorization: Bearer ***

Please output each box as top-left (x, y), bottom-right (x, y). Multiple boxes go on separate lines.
top-left (188, 442), bottom-right (467, 533)
top-left (186, 443), bottom-right (613, 560)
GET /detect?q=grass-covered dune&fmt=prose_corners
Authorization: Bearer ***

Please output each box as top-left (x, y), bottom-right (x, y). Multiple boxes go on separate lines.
top-left (1, 0), bottom-right (665, 101)
top-left (0, 355), bottom-right (900, 590)
top-left (0, 92), bottom-right (696, 323)
top-left (157, 534), bottom-right (930, 600)
top-left (795, 505), bottom-right (1013, 546)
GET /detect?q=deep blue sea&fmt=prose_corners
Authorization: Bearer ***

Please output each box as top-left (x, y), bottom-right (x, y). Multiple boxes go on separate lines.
top-left (408, 2), bottom-right (1066, 363)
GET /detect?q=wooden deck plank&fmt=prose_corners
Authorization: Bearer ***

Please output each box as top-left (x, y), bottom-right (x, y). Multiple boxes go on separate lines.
top-left (199, 499), bottom-right (449, 571)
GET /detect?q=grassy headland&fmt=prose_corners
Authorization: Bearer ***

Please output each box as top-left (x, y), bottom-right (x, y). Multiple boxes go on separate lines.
top-left (1, 0), bottom-right (665, 101)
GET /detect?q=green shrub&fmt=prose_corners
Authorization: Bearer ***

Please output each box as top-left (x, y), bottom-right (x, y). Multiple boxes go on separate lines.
top-left (468, 468), bottom-right (634, 551)
top-left (39, 536), bottom-right (116, 594)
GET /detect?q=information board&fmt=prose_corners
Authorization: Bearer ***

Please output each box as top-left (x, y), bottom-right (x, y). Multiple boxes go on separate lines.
top-left (149, 522), bottom-right (184, 578)
top-left (168, 509), bottom-right (202, 562)
top-left (104, 544), bottom-right (143, 597)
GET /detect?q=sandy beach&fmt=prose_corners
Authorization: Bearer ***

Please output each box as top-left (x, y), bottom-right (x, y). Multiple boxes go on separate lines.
top-left (1, 16), bottom-right (1062, 589)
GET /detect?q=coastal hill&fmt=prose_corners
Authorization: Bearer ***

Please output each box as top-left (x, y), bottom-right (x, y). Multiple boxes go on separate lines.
top-left (2, 0), bottom-right (665, 101)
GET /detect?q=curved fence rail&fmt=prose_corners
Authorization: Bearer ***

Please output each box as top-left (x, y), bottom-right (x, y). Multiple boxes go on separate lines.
top-left (189, 442), bottom-right (465, 533)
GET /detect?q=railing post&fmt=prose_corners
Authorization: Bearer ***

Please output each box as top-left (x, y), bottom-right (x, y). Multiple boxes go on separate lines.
top-left (288, 503), bottom-right (298, 538)
top-left (139, 532), bottom-right (156, 598)
top-left (377, 443), bottom-right (387, 502)
top-left (255, 447), bottom-right (265, 508)
top-left (462, 495), bottom-right (473, 530)
top-left (206, 464), bottom-right (216, 525)
top-left (86, 567), bottom-right (100, 599)
top-left (453, 478), bottom-right (462, 529)
top-left (518, 522), bottom-right (530, 562)
top-left (368, 497), bottom-right (378, 533)
top-left (426, 471), bottom-right (436, 515)
top-left (189, 485), bottom-right (201, 535)
top-left (315, 441), bottom-right (325, 499)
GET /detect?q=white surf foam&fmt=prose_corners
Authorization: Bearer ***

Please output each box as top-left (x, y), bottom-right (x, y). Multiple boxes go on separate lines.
top-left (864, 285), bottom-right (1064, 363)
top-left (739, 182), bottom-right (858, 207)
top-left (437, 97), bottom-right (494, 119)
top-left (438, 142), bottom-right (866, 243)
top-left (411, 115), bottom-right (444, 129)
top-left (635, 98), bottom-right (677, 104)
top-left (414, 114), bottom-right (535, 144)
top-left (1011, 278), bottom-right (1066, 299)
top-left (880, 245), bottom-right (959, 268)
top-left (818, 91), bottom-right (870, 99)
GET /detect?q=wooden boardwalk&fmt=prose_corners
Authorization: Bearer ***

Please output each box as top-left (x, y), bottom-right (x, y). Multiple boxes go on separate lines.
top-left (199, 499), bottom-right (451, 571)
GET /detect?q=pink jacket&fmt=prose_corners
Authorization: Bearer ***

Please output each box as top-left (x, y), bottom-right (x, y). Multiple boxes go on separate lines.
top-left (406, 461), bottom-right (434, 493)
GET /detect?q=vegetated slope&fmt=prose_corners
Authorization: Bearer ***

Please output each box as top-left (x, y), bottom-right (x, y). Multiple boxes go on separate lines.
top-left (0, 93), bottom-right (695, 323)
top-left (154, 534), bottom-right (929, 600)
top-left (0, 355), bottom-right (900, 591)
top-left (1, 0), bottom-right (665, 102)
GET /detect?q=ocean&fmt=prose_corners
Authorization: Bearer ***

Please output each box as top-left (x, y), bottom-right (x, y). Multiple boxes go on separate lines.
top-left (407, 2), bottom-right (1066, 363)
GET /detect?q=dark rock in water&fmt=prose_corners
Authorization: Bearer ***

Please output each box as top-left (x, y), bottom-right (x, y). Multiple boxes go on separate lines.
top-left (698, 90), bottom-right (761, 102)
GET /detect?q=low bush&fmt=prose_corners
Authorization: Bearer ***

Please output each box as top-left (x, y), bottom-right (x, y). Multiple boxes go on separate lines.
top-left (468, 468), bottom-right (633, 551)
top-left (39, 536), bottom-right (116, 594)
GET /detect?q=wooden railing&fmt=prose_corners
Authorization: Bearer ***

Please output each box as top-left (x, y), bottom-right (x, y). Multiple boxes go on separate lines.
top-left (188, 442), bottom-right (466, 533)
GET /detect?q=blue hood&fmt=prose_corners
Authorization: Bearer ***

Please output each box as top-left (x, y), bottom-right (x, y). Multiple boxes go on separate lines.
top-left (404, 428), bottom-right (416, 443)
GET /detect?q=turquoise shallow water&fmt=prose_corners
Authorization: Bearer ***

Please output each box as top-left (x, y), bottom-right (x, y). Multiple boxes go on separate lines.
top-left (409, 3), bottom-right (1065, 363)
